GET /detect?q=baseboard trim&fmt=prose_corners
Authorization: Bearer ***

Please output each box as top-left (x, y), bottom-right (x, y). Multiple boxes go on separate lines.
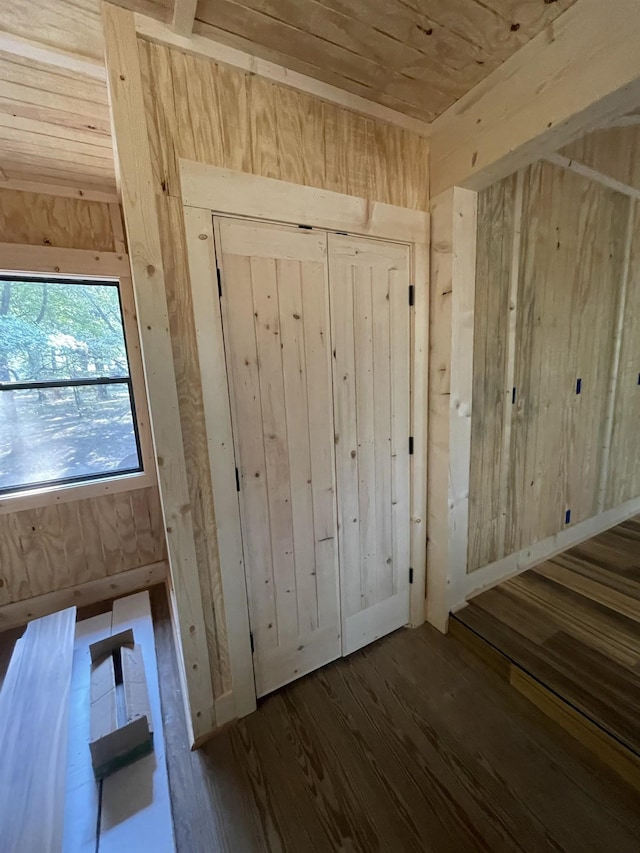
top-left (0, 562), bottom-right (168, 632)
top-left (463, 496), bottom-right (640, 606)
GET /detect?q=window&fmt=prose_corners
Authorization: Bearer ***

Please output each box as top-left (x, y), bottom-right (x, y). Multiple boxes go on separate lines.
top-left (0, 275), bottom-right (142, 496)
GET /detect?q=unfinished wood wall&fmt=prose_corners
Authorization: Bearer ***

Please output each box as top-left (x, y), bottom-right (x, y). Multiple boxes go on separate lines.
top-left (468, 160), bottom-right (638, 572)
top-left (135, 36), bottom-right (429, 699)
top-left (0, 188), bottom-right (166, 605)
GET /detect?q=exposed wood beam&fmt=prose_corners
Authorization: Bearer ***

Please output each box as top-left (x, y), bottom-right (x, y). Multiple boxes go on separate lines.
top-left (0, 30), bottom-right (106, 80)
top-left (601, 114), bottom-right (640, 129)
top-left (171, 0), bottom-right (198, 36)
top-left (545, 152), bottom-right (640, 202)
top-left (429, 0), bottom-right (640, 195)
top-left (134, 13), bottom-right (430, 137)
top-left (102, 1), bottom-right (216, 745)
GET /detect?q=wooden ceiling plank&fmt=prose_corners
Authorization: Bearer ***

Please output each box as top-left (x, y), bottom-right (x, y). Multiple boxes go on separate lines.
top-left (192, 0), bottom-right (446, 114)
top-left (0, 135), bottom-right (113, 174)
top-left (0, 31), bottom-right (106, 80)
top-left (1, 161), bottom-right (117, 190)
top-left (0, 0), bottom-right (105, 62)
top-left (136, 13), bottom-right (433, 130)
top-left (0, 175), bottom-right (118, 202)
top-left (0, 113), bottom-right (112, 148)
top-left (224, 0), bottom-right (502, 106)
top-left (0, 53), bottom-right (109, 103)
top-left (429, 0), bottom-right (640, 195)
top-left (0, 81), bottom-right (107, 121)
top-left (0, 146), bottom-right (115, 173)
top-left (0, 98), bottom-right (111, 135)
top-left (172, 0), bottom-right (198, 35)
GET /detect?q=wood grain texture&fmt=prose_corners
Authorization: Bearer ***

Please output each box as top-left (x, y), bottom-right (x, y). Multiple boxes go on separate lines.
top-left (456, 516), bottom-right (640, 781)
top-left (193, 0), bottom-right (577, 123)
top-left (0, 487), bottom-right (166, 605)
top-left (0, 186), bottom-right (167, 610)
top-left (0, 606), bottom-right (76, 853)
top-left (133, 34), bottom-right (429, 704)
top-left (560, 125), bottom-right (640, 193)
top-left (469, 160), bottom-right (634, 572)
top-left (139, 38), bottom-right (430, 209)
top-left (149, 584), bottom-right (640, 853)
top-left (0, 187), bottom-right (116, 250)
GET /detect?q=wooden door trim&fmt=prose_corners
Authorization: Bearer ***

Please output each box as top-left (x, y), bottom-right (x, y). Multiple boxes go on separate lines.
top-left (180, 161), bottom-right (429, 717)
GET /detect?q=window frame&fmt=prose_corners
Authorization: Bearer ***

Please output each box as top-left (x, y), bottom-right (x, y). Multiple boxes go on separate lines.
top-left (0, 244), bottom-right (156, 514)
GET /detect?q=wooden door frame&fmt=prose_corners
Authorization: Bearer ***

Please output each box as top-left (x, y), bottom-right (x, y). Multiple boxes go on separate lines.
top-left (181, 160), bottom-right (429, 720)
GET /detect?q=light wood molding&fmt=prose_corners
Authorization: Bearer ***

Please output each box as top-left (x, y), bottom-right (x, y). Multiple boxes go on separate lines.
top-left (462, 495), bottom-right (640, 607)
top-left (171, 0), bottom-right (198, 36)
top-left (429, 0), bottom-right (640, 195)
top-left (180, 161), bottom-right (429, 711)
top-left (0, 471), bottom-right (155, 515)
top-left (102, 1), bottom-right (216, 744)
top-left (426, 187), bottom-right (477, 632)
top-left (0, 178), bottom-right (119, 204)
top-left (182, 206), bottom-right (255, 722)
top-left (544, 152), bottom-right (640, 202)
top-left (0, 243), bottom-right (129, 277)
top-left (0, 561), bottom-right (167, 633)
top-left (134, 14), bottom-right (430, 137)
top-left (179, 161), bottom-right (429, 242)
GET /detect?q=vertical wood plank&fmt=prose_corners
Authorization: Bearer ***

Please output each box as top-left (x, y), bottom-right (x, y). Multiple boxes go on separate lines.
top-left (102, 1), bottom-right (215, 742)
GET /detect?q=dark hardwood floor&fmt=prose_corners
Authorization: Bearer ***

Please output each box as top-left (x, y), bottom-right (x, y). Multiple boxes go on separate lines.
top-left (150, 586), bottom-right (640, 853)
top-left (454, 517), bottom-right (640, 761)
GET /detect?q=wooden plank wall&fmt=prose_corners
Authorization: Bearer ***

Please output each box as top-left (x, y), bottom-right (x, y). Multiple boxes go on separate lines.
top-left (468, 159), bottom-right (638, 572)
top-left (136, 36), bottom-right (429, 698)
top-left (560, 126), bottom-right (640, 193)
top-left (0, 187), bottom-right (167, 605)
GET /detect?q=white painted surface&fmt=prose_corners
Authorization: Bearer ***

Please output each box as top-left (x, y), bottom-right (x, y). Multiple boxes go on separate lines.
top-left (99, 592), bottom-right (175, 852)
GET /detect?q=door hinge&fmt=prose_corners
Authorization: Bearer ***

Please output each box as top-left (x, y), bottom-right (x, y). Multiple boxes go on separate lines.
top-left (409, 567), bottom-right (414, 584)
top-left (409, 436), bottom-right (414, 455)
top-left (235, 467), bottom-right (240, 491)
top-left (409, 284), bottom-right (415, 307)
top-left (216, 265), bottom-right (222, 298)
top-left (249, 631), bottom-right (255, 653)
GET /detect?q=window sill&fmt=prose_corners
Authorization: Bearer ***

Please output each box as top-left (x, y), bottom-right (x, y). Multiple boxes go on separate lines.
top-left (0, 469), bottom-right (158, 515)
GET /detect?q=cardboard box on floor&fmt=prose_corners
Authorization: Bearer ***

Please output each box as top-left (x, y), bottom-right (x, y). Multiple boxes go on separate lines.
top-left (89, 628), bottom-right (154, 779)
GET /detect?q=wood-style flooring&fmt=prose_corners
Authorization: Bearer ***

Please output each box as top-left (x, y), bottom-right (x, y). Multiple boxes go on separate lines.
top-left (149, 586), bottom-right (640, 853)
top-left (454, 517), bottom-right (640, 762)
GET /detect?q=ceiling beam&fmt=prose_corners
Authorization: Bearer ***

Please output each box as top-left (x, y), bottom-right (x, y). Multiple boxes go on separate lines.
top-left (0, 30), bottom-right (106, 80)
top-left (171, 0), bottom-right (198, 36)
top-left (429, 0), bottom-right (640, 195)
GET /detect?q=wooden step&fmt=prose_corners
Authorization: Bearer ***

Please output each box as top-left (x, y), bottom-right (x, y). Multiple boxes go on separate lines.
top-left (450, 615), bottom-right (640, 792)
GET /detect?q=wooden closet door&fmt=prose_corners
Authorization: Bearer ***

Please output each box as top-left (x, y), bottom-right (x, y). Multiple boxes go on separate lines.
top-left (329, 233), bottom-right (411, 655)
top-left (216, 217), bottom-right (341, 697)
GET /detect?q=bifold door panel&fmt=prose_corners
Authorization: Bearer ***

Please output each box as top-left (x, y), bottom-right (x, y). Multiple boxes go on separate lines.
top-left (215, 218), bottom-right (411, 696)
top-left (329, 234), bottom-right (411, 654)
top-left (216, 218), bottom-right (341, 697)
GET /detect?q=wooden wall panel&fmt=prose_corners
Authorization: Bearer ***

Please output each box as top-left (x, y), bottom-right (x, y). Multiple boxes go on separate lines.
top-left (468, 174), bottom-right (516, 571)
top-left (138, 39), bottom-right (430, 210)
top-left (469, 161), bottom-right (631, 572)
top-left (0, 188), bottom-right (116, 251)
top-left (135, 36), bottom-right (429, 697)
top-left (607, 200), bottom-right (640, 506)
top-left (0, 486), bottom-right (166, 605)
top-left (0, 187), bottom-right (167, 607)
top-left (560, 126), bottom-right (640, 192)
